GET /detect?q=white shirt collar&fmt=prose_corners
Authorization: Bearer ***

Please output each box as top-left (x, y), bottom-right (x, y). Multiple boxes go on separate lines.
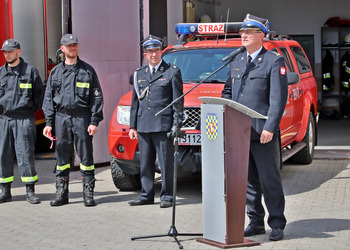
top-left (247, 46), bottom-right (263, 61)
top-left (149, 60), bottom-right (162, 73)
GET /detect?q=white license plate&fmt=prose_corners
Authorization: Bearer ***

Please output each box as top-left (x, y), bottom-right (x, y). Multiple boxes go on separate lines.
top-left (178, 133), bottom-right (201, 146)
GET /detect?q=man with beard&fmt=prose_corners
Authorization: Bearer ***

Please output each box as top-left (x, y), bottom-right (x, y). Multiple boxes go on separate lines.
top-left (43, 34), bottom-right (104, 207)
top-left (0, 39), bottom-right (44, 204)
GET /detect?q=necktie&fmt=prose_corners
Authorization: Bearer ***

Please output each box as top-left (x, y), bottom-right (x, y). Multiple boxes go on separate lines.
top-left (247, 55), bottom-right (252, 66)
top-left (151, 67), bottom-right (156, 78)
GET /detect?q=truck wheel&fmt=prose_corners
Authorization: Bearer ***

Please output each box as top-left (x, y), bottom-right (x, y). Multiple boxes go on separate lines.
top-left (290, 112), bottom-right (315, 164)
top-left (111, 158), bottom-right (141, 191)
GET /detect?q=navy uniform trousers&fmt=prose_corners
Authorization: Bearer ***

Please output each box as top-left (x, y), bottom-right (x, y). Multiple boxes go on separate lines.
top-left (0, 117), bottom-right (37, 183)
top-left (54, 113), bottom-right (94, 177)
top-left (247, 129), bottom-right (286, 229)
top-left (138, 132), bottom-right (174, 202)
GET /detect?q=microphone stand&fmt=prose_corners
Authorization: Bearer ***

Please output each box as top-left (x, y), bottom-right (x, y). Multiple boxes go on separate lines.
top-left (131, 53), bottom-right (236, 249)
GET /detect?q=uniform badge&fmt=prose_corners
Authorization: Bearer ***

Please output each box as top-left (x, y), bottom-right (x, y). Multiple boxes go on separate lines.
top-left (280, 67), bottom-right (286, 75)
top-left (94, 88), bottom-right (102, 97)
top-left (206, 114), bottom-right (218, 141)
top-left (69, 35), bottom-right (74, 40)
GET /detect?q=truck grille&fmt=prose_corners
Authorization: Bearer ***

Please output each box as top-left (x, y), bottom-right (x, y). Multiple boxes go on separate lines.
top-left (182, 107), bottom-right (201, 130)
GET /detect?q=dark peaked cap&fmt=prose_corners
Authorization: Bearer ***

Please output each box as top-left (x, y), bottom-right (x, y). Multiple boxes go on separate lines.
top-left (140, 35), bottom-right (163, 50)
top-left (241, 13), bottom-right (270, 34)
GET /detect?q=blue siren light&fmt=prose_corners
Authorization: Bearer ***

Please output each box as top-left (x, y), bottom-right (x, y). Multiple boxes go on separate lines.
top-left (175, 22), bottom-right (242, 36)
top-left (175, 23), bottom-right (198, 35)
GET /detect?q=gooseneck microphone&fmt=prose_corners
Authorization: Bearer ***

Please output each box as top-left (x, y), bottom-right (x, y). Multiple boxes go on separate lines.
top-left (221, 46), bottom-right (246, 62)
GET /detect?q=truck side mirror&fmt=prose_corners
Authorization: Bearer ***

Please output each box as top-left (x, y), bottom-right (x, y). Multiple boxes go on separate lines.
top-left (287, 72), bottom-right (300, 85)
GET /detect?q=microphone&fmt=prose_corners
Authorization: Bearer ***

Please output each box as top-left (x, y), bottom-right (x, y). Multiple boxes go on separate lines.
top-left (221, 46), bottom-right (246, 62)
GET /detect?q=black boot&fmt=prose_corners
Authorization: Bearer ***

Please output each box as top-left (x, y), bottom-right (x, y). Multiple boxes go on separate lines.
top-left (82, 176), bottom-right (96, 206)
top-left (50, 176), bottom-right (69, 206)
top-left (0, 183), bottom-right (12, 203)
top-left (26, 184), bottom-right (40, 204)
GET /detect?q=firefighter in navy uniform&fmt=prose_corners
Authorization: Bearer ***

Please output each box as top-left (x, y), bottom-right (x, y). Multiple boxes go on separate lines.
top-left (222, 14), bottom-right (288, 241)
top-left (128, 35), bottom-right (183, 208)
top-left (0, 39), bottom-right (44, 204)
top-left (43, 34), bottom-right (104, 207)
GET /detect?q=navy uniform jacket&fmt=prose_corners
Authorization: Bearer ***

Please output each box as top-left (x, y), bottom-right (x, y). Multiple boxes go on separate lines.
top-left (0, 58), bottom-right (44, 117)
top-left (130, 60), bottom-right (183, 133)
top-left (43, 57), bottom-right (104, 127)
top-left (222, 47), bottom-right (288, 137)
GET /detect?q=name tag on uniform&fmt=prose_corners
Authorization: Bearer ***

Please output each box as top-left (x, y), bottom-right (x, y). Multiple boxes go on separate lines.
top-left (76, 82), bottom-right (90, 88)
top-left (19, 83), bottom-right (32, 89)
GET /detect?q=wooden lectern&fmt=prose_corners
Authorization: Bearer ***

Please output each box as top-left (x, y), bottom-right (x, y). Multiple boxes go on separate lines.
top-left (197, 97), bottom-right (267, 248)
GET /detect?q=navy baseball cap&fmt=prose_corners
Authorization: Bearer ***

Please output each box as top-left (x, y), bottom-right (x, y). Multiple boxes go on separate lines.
top-left (60, 34), bottom-right (79, 45)
top-left (1, 39), bottom-right (21, 52)
top-left (141, 35), bottom-right (163, 50)
top-left (240, 13), bottom-right (270, 34)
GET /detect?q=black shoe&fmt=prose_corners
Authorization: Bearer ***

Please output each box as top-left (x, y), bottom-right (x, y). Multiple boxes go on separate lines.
top-left (244, 224), bottom-right (266, 237)
top-left (128, 199), bottom-right (154, 206)
top-left (160, 200), bottom-right (172, 208)
top-left (269, 228), bottom-right (284, 241)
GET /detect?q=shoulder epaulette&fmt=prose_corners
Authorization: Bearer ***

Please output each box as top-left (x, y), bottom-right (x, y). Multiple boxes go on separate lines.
top-left (136, 65), bottom-right (146, 71)
top-left (271, 51), bottom-right (281, 57)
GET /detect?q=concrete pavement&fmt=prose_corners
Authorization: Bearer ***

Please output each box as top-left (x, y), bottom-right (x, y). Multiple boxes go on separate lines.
top-left (0, 157), bottom-right (349, 249)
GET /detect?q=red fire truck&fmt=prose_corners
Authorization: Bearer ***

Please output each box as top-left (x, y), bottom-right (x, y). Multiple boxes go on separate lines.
top-left (108, 22), bottom-right (318, 191)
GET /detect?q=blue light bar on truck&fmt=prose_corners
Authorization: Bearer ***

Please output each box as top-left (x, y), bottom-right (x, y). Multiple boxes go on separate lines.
top-left (175, 22), bottom-right (243, 35)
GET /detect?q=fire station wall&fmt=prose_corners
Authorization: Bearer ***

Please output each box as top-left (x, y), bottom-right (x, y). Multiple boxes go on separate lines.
top-left (193, 0), bottom-right (350, 88)
top-left (71, 0), bottom-right (140, 164)
top-left (12, 0), bottom-right (46, 80)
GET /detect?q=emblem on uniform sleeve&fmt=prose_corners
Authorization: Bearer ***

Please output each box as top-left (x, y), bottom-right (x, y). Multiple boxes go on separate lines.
top-left (280, 67), bottom-right (286, 75)
top-left (206, 114), bottom-right (218, 141)
top-left (94, 88), bottom-right (102, 97)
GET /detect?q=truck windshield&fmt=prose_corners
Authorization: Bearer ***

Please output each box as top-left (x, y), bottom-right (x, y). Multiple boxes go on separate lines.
top-left (162, 48), bottom-right (235, 83)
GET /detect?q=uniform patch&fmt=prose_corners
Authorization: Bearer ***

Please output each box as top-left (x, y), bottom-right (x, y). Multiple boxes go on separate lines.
top-left (94, 88), bottom-right (102, 97)
top-left (280, 67), bottom-right (286, 75)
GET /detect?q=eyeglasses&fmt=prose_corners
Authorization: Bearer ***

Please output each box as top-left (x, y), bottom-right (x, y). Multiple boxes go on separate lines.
top-left (239, 30), bottom-right (262, 36)
top-left (145, 48), bottom-right (161, 54)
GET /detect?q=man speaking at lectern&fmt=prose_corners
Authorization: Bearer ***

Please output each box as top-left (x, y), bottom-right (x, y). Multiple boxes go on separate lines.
top-left (222, 14), bottom-right (288, 241)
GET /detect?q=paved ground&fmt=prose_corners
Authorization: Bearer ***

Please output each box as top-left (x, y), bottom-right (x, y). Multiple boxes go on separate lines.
top-left (0, 157), bottom-right (349, 250)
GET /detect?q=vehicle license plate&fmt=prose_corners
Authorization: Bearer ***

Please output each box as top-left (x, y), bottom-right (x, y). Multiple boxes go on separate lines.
top-left (178, 133), bottom-right (201, 146)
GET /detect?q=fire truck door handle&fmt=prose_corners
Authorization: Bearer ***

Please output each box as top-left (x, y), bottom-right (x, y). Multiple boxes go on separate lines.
top-left (289, 94), bottom-right (293, 98)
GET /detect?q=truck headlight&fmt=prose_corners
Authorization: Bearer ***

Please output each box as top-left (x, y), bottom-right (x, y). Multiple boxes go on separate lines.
top-left (117, 105), bottom-right (131, 125)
